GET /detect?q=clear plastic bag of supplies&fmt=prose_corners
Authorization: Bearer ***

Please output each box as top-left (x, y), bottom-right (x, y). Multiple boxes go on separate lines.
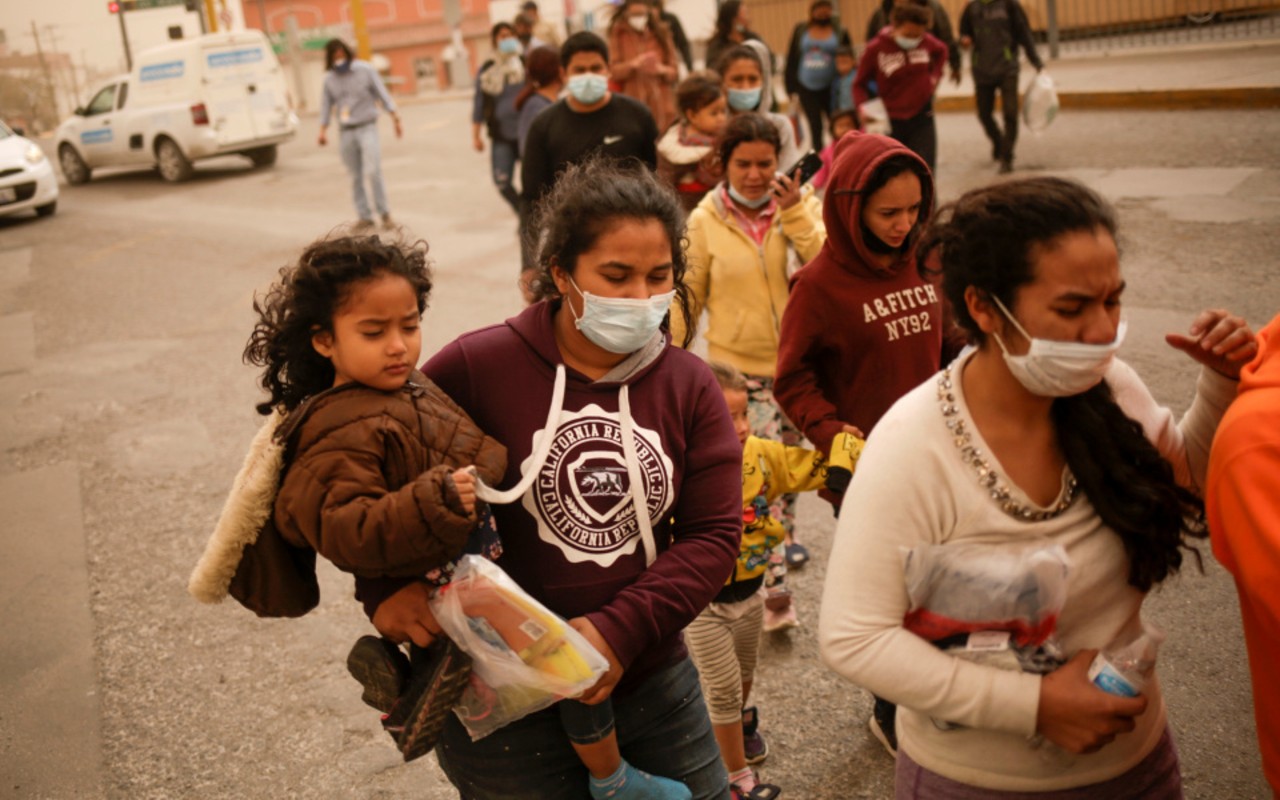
top-left (1022, 71), bottom-right (1059, 133)
top-left (858, 97), bottom-right (891, 136)
top-left (429, 555), bottom-right (609, 740)
top-left (905, 543), bottom-right (1071, 734)
top-left (903, 543), bottom-right (1070, 648)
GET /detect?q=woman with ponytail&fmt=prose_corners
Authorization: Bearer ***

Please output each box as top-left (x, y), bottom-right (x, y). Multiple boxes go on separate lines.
top-left (817, 176), bottom-right (1257, 798)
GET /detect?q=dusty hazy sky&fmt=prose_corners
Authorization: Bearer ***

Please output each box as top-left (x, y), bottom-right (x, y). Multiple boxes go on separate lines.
top-left (0, 0), bottom-right (245, 91)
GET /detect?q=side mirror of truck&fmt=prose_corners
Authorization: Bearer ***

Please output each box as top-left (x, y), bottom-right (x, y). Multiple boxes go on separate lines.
top-left (75, 107), bottom-right (86, 116)
top-left (11, 125), bottom-right (24, 136)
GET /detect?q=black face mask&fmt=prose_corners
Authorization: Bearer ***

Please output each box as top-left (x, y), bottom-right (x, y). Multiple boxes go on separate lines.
top-left (861, 223), bottom-right (902, 254)
top-left (813, 16), bottom-right (832, 26)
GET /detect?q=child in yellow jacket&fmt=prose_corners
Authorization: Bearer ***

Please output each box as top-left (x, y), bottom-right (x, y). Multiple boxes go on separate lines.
top-left (687, 361), bottom-right (863, 797)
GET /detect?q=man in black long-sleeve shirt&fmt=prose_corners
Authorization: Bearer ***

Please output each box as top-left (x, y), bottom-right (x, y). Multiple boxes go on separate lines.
top-left (520, 32), bottom-right (658, 212)
top-left (960, 0), bottom-right (1044, 173)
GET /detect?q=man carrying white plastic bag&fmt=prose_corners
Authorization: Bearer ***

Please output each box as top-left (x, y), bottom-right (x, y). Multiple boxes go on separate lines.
top-left (959, 0), bottom-right (1045, 173)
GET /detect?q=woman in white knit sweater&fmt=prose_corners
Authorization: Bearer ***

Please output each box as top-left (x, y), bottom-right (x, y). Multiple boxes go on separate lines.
top-left (817, 177), bottom-right (1257, 797)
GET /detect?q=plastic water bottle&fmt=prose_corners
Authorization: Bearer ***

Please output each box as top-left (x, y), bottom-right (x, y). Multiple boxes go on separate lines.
top-left (1088, 623), bottom-right (1165, 697)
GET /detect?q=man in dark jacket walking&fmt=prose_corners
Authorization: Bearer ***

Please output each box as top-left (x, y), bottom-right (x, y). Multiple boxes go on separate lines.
top-left (959, 0), bottom-right (1044, 173)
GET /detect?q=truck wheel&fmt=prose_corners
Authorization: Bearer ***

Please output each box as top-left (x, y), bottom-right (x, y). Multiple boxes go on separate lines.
top-left (58, 145), bottom-right (91, 185)
top-left (246, 145), bottom-right (278, 168)
top-left (35, 201), bottom-right (57, 217)
top-left (156, 137), bottom-right (194, 182)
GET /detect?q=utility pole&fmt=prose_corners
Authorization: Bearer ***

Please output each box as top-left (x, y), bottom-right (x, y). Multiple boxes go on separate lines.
top-left (204, 0), bottom-right (219, 32)
top-left (256, 0), bottom-right (268, 31)
top-left (29, 21), bottom-right (59, 123)
top-left (115, 6), bottom-right (133, 70)
top-left (350, 0), bottom-right (371, 60)
top-left (43, 25), bottom-right (80, 105)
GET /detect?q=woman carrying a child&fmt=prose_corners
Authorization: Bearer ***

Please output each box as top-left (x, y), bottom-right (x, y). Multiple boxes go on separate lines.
top-left (673, 111), bottom-right (825, 631)
top-left (818, 177), bottom-right (1256, 797)
top-left (656, 71), bottom-right (727, 212)
top-left (361, 159), bottom-right (743, 799)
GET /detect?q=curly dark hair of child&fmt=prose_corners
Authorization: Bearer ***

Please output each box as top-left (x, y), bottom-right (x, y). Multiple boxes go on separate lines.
top-left (676, 70), bottom-right (723, 118)
top-left (243, 234), bottom-right (433, 415)
top-left (525, 156), bottom-right (695, 347)
top-left (917, 176), bottom-right (1206, 592)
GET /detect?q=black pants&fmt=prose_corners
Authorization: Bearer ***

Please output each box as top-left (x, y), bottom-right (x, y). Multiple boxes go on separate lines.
top-left (890, 106), bottom-right (937, 176)
top-left (975, 73), bottom-right (1020, 162)
top-left (796, 84), bottom-right (831, 151)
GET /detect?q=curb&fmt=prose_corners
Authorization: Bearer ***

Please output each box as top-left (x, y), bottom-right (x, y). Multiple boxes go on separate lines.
top-left (936, 86), bottom-right (1280, 112)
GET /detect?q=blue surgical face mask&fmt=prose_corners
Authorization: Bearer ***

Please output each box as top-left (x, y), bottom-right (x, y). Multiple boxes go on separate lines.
top-left (895, 35), bottom-right (923, 50)
top-left (728, 183), bottom-right (772, 209)
top-left (566, 276), bottom-right (676, 354)
top-left (567, 73), bottom-right (609, 105)
top-left (727, 86), bottom-right (761, 111)
top-left (498, 37), bottom-right (521, 55)
top-left (333, 58), bottom-right (351, 73)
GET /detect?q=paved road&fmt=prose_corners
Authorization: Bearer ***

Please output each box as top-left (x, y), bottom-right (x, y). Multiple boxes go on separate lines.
top-left (1, 99), bottom-right (1276, 799)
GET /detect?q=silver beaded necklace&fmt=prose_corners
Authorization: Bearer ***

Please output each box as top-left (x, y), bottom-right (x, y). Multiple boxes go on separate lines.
top-left (937, 364), bottom-right (1079, 522)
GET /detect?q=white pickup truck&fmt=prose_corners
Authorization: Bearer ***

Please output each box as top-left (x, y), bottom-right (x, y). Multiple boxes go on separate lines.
top-left (55, 30), bottom-right (297, 183)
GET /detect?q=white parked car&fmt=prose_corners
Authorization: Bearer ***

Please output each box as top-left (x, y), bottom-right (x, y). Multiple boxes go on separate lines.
top-left (55, 29), bottom-right (297, 184)
top-left (0, 120), bottom-right (58, 218)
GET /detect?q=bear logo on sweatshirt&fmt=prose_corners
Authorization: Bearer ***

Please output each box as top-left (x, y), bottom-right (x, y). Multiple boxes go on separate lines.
top-left (522, 403), bottom-right (674, 567)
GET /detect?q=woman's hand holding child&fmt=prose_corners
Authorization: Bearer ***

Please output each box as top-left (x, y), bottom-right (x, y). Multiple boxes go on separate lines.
top-left (372, 582), bottom-right (443, 648)
top-left (569, 617), bottom-right (624, 705)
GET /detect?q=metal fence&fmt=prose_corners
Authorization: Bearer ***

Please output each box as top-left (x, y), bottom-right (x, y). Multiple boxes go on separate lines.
top-left (1033, 0), bottom-right (1280, 55)
top-left (746, 0), bottom-right (1280, 60)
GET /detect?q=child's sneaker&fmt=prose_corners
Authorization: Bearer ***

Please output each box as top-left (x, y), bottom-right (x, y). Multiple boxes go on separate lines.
top-left (730, 782), bottom-right (782, 800)
top-left (762, 589), bottom-right (798, 632)
top-left (382, 638), bottom-right (473, 762)
top-left (741, 706), bottom-right (769, 765)
top-left (347, 635), bottom-right (410, 714)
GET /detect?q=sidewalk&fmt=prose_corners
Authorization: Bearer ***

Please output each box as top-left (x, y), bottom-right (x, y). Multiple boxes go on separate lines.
top-left (299, 38), bottom-right (1280, 118)
top-left (935, 39), bottom-right (1280, 111)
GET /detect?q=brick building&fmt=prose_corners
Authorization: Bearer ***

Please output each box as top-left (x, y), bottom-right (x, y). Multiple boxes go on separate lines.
top-left (241, 0), bottom-right (494, 100)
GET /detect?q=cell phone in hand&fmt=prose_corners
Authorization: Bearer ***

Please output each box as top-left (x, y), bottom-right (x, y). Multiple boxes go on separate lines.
top-left (780, 150), bottom-right (824, 187)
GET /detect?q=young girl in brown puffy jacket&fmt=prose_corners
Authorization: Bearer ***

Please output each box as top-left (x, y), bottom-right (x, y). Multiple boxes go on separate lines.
top-left (190, 233), bottom-right (508, 757)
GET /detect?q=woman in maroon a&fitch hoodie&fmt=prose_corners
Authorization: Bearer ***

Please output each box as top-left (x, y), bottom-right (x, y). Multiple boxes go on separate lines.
top-left (775, 131), bottom-right (954, 493)
top-left (775, 129), bottom-right (957, 757)
top-left (359, 159), bottom-right (741, 799)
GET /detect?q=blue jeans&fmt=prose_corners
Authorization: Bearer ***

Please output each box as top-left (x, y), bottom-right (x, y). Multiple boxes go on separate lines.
top-left (559, 698), bottom-right (615, 746)
top-left (491, 136), bottom-right (520, 213)
top-left (338, 121), bottom-right (389, 220)
top-left (436, 657), bottom-right (730, 799)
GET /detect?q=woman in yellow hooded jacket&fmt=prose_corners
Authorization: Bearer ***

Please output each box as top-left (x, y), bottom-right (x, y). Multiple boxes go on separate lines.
top-left (672, 112), bottom-right (826, 596)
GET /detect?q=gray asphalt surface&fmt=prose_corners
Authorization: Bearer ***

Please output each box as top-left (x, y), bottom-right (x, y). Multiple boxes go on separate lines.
top-left (0, 93), bottom-right (1276, 799)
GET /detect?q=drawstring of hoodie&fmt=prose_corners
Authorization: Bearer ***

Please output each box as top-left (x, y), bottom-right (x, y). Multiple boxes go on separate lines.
top-left (617, 384), bottom-right (657, 566)
top-left (472, 364), bottom-right (567, 505)
top-left (469, 363), bottom-right (658, 566)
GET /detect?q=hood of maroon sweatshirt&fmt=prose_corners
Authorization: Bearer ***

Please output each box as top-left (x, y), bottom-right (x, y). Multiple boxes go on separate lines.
top-left (504, 298), bottom-right (674, 388)
top-left (813, 131), bottom-right (933, 281)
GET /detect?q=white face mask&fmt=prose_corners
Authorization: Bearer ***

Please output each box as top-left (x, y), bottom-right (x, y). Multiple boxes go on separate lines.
top-left (567, 276), bottom-right (675, 354)
top-left (990, 295), bottom-right (1127, 397)
top-left (628, 14), bottom-right (649, 31)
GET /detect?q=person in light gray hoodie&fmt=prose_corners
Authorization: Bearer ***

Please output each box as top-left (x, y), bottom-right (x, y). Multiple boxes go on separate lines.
top-left (318, 39), bottom-right (403, 229)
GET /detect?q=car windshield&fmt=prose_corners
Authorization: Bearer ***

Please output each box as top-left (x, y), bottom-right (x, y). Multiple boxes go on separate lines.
top-left (0, 121), bottom-right (12, 140)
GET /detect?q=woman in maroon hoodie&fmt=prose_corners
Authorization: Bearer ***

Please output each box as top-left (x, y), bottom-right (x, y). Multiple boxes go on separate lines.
top-left (358, 158), bottom-right (742, 799)
top-left (775, 130), bottom-right (957, 756)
